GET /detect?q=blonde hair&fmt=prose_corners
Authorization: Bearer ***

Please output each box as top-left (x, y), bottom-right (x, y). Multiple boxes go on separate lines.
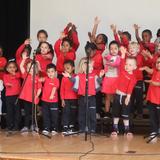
top-left (128, 41), bottom-right (140, 52)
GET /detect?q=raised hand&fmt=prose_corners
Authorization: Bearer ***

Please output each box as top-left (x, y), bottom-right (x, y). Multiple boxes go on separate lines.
top-left (110, 24), bottom-right (117, 33)
top-left (133, 24), bottom-right (140, 30)
top-left (60, 32), bottom-right (67, 40)
top-left (94, 16), bottom-right (101, 25)
top-left (24, 38), bottom-right (31, 45)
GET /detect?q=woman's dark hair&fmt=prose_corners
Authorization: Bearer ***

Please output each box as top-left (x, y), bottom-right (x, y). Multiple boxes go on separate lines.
top-left (109, 40), bottom-right (119, 50)
top-left (37, 29), bottom-right (48, 38)
top-left (85, 41), bottom-right (97, 56)
top-left (62, 37), bottom-right (73, 47)
top-left (5, 60), bottom-right (18, 73)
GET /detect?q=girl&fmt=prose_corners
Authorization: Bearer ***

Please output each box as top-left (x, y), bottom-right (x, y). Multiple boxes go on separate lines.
top-left (111, 46), bottom-right (137, 139)
top-left (54, 32), bottom-right (76, 82)
top-left (61, 60), bottom-right (78, 134)
top-left (37, 29), bottom-right (48, 43)
top-left (19, 54), bottom-right (42, 132)
top-left (140, 57), bottom-right (160, 142)
top-left (41, 63), bottom-right (59, 136)
top-left (35, 41), bottom-right (54, 77)
top-left (3, 61), bottom-right (21, 131)
top-left (101, 41), bottom-right (121, 117)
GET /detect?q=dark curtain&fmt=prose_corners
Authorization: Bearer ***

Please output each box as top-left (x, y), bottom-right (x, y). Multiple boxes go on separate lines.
top-left (0, 0), bottom-right (30, 59)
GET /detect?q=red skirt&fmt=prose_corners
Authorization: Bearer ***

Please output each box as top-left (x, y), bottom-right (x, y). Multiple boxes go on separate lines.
top-left (101, 77), bottom-right (118, 94)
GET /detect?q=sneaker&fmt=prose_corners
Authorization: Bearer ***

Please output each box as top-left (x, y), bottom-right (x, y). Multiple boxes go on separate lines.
top-left (51, 130), bottom-right (58, 136)
top-left (42, 130), bottom-right (50, 136)
top-left (96, 113), bottom-right (101, 120)
top-left (149, 132), bottom-right (158, 143)
top-left (21, 127), bottom-right (29, 133)
top-left (62, 127), bottom-right (69, 135)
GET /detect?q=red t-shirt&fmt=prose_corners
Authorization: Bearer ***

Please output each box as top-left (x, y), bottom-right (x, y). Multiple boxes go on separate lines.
top-left (19, 73), bottom-right (42, 104)
top-left (54, 39), bottom-right (76, 74)
top-left (147, 69), bottom-right (160, 105)
top-left (3, 72), bottom-right (21, 96)
top-left (41, 77), bottom-right (59, 103)
top-left (0, 57), bottom-right (7, 80)
top-left (60, 75), bottom-right (77, 100)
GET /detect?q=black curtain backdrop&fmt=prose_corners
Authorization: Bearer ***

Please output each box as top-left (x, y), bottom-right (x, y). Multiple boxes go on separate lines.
top-left (0, 0), bottom-right (30, 59)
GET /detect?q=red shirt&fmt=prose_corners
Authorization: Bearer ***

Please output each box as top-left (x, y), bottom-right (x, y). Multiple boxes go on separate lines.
top-left (54, 39), bottom-right (76, 74)
top-left (0, 57), bottom-right (7, 80)
top-left (139, 42), bottom-right (155, 54)
top-left (19, 73), bottom-right (42, 104)
top-left (3, 72), bottom-right (21, 96)
top-left (41, 77), bottom-right (59, 103)
top-left (60, 75), bottom-right (77, 100)
top-left (96, 44), bottom-right (106, 55)
top-left (76, 73), bottom-right (97, 96)
top-left (91, 52), bottom-right (103, 75)
top-left (117, 59), bottom-right (137, 94)
top-left (114, 33), bottom-right (129, 48)
top-left (35, 53), bottom-right (53, 75)
top-left (147, 69), bottom-right (160, 105)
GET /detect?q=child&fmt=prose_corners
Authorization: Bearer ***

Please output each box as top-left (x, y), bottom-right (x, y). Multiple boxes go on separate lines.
top-left (19, 55), bottom-right (42, 132)
top-left (3, 61), bottom-right (21, 131)
top-left (133, 24), bottom-right (155, 54)
top-left (41, 63), bottom-right (59, 136)
top-left (88, 17), bottom-right (108, 55)
top-left (61, 60), bottom-right (78, 134)
top-left (101, 41), bottom-right (121, 117)
top-left (110, 24), bottom-right (131, 48)
top-left (54, 32), bottom-right (76, 81)
top-left (0, 45), bottom-right (7, 80)
top-left (111, 46), bottom-right (137, 139)
top-left (37, 29), bottom-right (48, 43)
top-left (140, 57), bottom-right (160, 142)
top-left (63, 23), bottom-right (80, 51)
top-left (36, 41), bottom-right (54, 76)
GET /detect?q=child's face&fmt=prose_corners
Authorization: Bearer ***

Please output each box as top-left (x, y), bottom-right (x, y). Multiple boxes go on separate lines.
top-left (125, 59), bottom-right (136, 73)
top-left (142, 32), bottom-right (151, 43)
top-left (128, 44), bottom-right (139, 57)
top-left (37, 33), bottom-right (47, 43)
top-left (110, 44), bottom-right (119, 56)
top-left (62, 41), bottom-right (71, 53)
top-left (47, 68), bottom-right (56, 78)
top-left (96, 34), bottom-right (103, 44)
top-left (64, 63), bottom-right (74, 74)
top-left (156, 58), bottom-right (160, 71)
top-left (40, 43), bottom-right (50, 55)
top-left (7, 63), bottom-right (17, 74)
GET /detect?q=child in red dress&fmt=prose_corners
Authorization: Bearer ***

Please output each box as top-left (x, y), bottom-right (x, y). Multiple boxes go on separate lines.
top-left (102, 41), bottom-right (121, 116)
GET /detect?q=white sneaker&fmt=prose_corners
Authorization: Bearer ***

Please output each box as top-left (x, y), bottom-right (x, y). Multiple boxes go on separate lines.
top-left (21, 127), bottom-right (29, 133)
top-left (149, 132), bottom-right (158, 143)
top-left (51, 130), bottom-right (57, 136)
top-left (42, 130), bottom-right (50, 136)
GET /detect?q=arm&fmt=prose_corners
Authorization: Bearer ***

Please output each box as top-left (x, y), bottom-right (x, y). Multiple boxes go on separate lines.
top-left (20, 54), bottom-right (28, 74)
top-left (133, 24), bottom-right (142, 43)
top-left (0, 80), bottom-right (4, 91)
top-left (110, 24), bottom-right (121, 45)
top-left (139, 66), bottom-right (153, 74)
top-left (71, 25), bottom-right (80, 51)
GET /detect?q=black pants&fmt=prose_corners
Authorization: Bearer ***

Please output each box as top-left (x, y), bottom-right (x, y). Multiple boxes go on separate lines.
top-left (78, 96), bottom-right (96, 132)
top-left (96, 91), bottom-right (103, 114)
top-left (62, 99), bottom-right (78, 127)
top-left (6, 95), bottom-right (20, 130)
top-left (130, 80), bottom-right (144, 115)
top-left (41, 101), bottom-right (59, 131)
top-left (148, 102), bottom-right (160, 133)
top-left (23, 100), bottom-right (32, 128)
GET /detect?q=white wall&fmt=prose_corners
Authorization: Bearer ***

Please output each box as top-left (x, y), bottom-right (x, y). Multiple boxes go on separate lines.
top-left (30, 0), bottom-right (160, 65)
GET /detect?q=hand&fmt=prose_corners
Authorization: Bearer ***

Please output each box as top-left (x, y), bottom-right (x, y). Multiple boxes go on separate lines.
top-left (133, 24), bottom-right (140, 30)
top-left (145, 80), bottom-right (160, 86)
top-left (125, 96), bottom-right (130, 106)
top-left (22, 53), bottom-right (29, 60)
top-left (99, 70), bottom-right (105, 78)
top-left (139, 66), bottom-right (147, 71)
top-left (62, 71), bottom-right (71, 78)
top-left (110, 24), bottom-right (117, 33)
top-left (61, 100), bottom-right (65, 107)
top-left (141, 50), bottom-right (152, 59)
top-left (49, 95), bottom-right (54, 100)
top-left (24, 38), bottom-right (31, 45)
top-left (120, 46), bottom-right (127, 58)
top-left (94, 16), bottom-right (101, 25)
top-left (60, 32), bottom-right (67, 40)
top-left (6, 83), bottom-right (12, 87)
top-left (88, 32), bottom-right (95, 42)
top-left (71, 24), bottom-right (77, 31)
top-left (118, 30), bottom-right (123, 37)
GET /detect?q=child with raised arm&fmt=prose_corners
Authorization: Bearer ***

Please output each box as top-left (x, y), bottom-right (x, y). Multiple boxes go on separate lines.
top-left (3, 61), bottom-right (21, 131)
top-left (110, 24), bottom-right (131, 48)
top-left (111, 46), bottom-right (137, 139)
top-left (41, 64), bottom-right (59, 136)
top-left (101, 41), bottom-right (121, 117)
top-left (19, 54), bottom-right (42, 132)
top-left (61, 60), bottom-right (78, 134)
top-left (140, 56), bottom-right (160, 142)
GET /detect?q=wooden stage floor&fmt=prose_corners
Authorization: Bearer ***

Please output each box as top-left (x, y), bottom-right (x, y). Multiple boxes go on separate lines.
top-left (0, 130), bottom-right (160, 160)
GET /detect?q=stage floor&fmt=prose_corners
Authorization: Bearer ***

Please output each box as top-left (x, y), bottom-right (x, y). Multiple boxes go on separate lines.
top-left (0, 130), bottom-right (160, 160)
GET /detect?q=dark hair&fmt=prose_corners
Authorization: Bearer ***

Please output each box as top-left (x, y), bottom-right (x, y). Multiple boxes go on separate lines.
top-left (37, 29), bottom-right (48, 38)
top-left (97, 33), bottom-right (108, 45)
top-left (22, 44), bottom-right (32, 57)
top-left (38, 41), bottom-right (54, 55)
top-left (123, 31), bottom-right (131, 41)
top-left (156, 29), bottom-right (160, 37)
top-left (46, 63), bottom-right (56, 71)
top-left (109, 40), bottom-right (119, 49)
top-left (64, 60), bottom-right (75, 67)
top-left (5, 60), bottom-right (18, 73)
top-left (85, 41), bottom-right (97, 55)
top-left (142, 29), bottom-right (152, 37)
top-left (62, 37), bottom-right (73, 47)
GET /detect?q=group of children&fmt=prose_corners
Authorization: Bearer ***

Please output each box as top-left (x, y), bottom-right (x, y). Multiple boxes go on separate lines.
top-left (0, 17), bottom-right (160, 140)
